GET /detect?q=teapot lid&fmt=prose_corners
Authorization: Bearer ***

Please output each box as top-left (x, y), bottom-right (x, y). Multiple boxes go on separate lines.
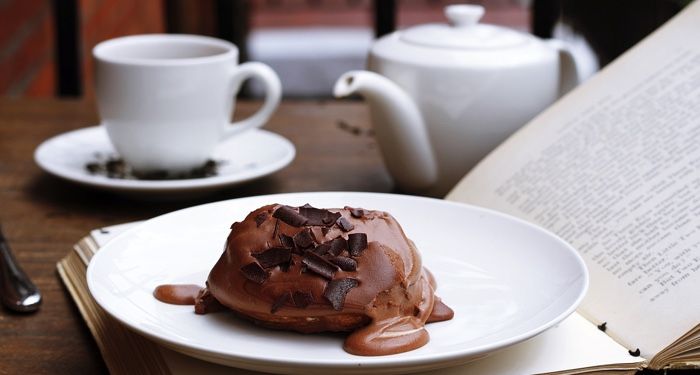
top-left (399, 5), bottom-right (530, 50)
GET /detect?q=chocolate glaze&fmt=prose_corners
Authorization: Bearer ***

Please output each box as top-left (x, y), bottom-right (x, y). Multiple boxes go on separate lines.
top-left (201, 204), bottom-right (454, 356)
top-left (427, 299), bottom-right (455, 323)
top-left (153, 284), bottom-right (202, 305)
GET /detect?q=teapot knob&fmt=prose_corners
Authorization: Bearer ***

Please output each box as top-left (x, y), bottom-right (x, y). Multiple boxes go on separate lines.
top-left (445, 4), bottom-right (484, 28)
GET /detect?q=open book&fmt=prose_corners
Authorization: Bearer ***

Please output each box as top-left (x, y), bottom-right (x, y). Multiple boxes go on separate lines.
top-left (446, 1), bottom-right (700, 373)
top-left (58, 3), bottom-right (699, 374)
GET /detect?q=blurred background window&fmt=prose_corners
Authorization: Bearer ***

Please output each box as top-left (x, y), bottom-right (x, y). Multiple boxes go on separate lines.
top-left (246, 0), bottom-right (531, 98)
top-left (0, 0), bottom-right (689, 98)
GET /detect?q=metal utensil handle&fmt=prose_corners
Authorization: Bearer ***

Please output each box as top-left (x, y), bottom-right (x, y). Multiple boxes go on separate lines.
top-left (0, 227), bottom-right (41, 312)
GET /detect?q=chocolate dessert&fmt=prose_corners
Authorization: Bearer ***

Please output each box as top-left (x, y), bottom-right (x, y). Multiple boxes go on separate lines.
top-left (156, 204), bottom-right (453, 356)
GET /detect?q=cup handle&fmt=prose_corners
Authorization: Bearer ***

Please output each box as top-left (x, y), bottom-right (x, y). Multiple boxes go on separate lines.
top-left (224, 62), bottom-right (282, 138)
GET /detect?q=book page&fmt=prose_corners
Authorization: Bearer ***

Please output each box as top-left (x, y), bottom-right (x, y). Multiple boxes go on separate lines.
top-left (447, 1), bottom-right (700, 359)
top-left (424, 313), bottom-right (641, 375)
top-left (159, 313), bottom-right (642, 375)
top-left (160, 314), bottom-right (642, 375)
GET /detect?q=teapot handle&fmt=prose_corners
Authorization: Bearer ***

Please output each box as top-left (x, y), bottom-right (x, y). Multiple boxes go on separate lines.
top-left (545, 39), bottom-right (580, 98)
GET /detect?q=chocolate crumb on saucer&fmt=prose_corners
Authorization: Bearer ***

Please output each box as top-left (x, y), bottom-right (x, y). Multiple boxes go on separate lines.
top-left (85, 156), bottom-right (221, 180)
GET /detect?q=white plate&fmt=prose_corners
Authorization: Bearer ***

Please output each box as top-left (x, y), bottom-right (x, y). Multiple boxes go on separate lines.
top-left (34, 126), bottom-right (295, 197)
top-left (87, 192), bottom-right (588, 374)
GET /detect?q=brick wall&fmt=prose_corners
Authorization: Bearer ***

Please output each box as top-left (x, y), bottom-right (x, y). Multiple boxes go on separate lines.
top-left (0, 0), bottom-right (527, 97)
top-left (0, 0), bottom-right (164, 97)
top-left (0, 0), bottom-right (55, 97)
top-left (249, 0), bottom-right (528, 30)
top-left (79, 0), bottom-right (165, 97)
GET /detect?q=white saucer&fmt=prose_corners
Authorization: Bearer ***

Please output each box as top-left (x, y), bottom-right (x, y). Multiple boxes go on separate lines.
top-left (34, 126), bottom-right (295, 197)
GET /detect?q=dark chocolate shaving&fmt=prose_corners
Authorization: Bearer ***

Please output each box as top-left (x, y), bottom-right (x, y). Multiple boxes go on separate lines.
top-left (252, 247), bottom-right (291, 269)
top-left (348, 233), bottom-right (368, 257)
top-left (293, 228), bottom-right (315, 249)
top-left (329, 256), bottom-right (357, 271)
top-left (327, 237), bottom-right (348, 256)
top-left (279, 258), bottom-right (293, 272)
top-left (312, 243), bottom-right (331, 256)
top-left (271, 291), bottom-right (291, 313)
top-left (240, 262), bottom-right (268, 284)
top-left (628, 348), bottom-right (640, 357)
top-left (292, 291), bottom-right (314, 308)
top-left (273, 205), bottom-right (308, 227)
top-left (336, 216), bottom-right (355, 232)
top-left (299, 205), bottom-right (339, 226)
top-left (325, 211), bottom-right (342, 225)
top-left (272, 218), bottom-right (279, 239)
top-left (324, 278), bottom-right (359, 310)
top-left (302, 252), bottom-right (338, 279)
top-left (347, 207), bottom-right (365, 218)
top-left (279, 233), bottom-right (295, 249)
top-left (311, 227), bottom-right (326, 243)
top-left (255, 212), bottom-right (268, 227)
top-left (194, 288), bottom-right (225, 315)
top-left (299, 205), bottom-right (323, 225)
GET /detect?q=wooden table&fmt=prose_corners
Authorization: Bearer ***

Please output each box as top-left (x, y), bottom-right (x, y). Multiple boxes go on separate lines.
top-left (0, 99), bottom-right (680, 375)
top-left (0, 98), bottom-right (393, 374)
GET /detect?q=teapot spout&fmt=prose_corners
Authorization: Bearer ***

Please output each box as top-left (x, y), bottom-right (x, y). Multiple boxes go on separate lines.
top-left (333, 70), bottom-right (438, 192)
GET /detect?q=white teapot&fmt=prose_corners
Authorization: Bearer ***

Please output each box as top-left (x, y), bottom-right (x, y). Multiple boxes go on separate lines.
top-left (334, 5), bottom-right (579, 196)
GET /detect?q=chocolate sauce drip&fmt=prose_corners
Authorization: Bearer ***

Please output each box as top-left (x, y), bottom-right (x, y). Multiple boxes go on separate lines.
top-left (153, 284), bottom-right (202, 305)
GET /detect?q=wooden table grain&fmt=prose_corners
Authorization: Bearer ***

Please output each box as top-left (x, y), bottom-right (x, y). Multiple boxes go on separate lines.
top-left (0, 98), bottom-right (393, 374)
top-left (0, 99), bottom-right (678, 375)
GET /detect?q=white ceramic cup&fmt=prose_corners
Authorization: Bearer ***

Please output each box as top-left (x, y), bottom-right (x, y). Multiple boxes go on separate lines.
top-left (93, 34), bottom-right (282, 174)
